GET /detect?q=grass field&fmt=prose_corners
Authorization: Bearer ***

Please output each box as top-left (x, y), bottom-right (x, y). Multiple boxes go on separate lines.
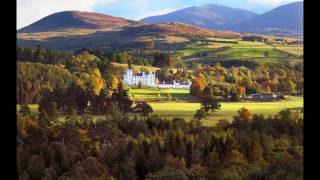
top-left (274, 45), bottom-right (303, 56)
top-left (178, 38), bottom-right (303, 63)
top-left (128, 88), bottom-right (191, 100)
top-left (111, 62), bottom-right (160, 73)
top-left (150, 96), bottom-right (303, 126)
top-left (214, 41), bottom-right (287, 60)
top-left (17, 96), bottom-right (303, 127)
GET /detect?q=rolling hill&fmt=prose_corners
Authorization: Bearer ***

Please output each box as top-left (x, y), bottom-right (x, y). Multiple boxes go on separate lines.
top-left (141, 2), bottom-right (303, 38)
top-left (141, 4), bottom-right (258, 30)
top-left (230, 1), bottom-right (303, 37)
top-left (17, 11), bottom-right (244, 51)
top-left (18, 11), bottom-right (140, 33)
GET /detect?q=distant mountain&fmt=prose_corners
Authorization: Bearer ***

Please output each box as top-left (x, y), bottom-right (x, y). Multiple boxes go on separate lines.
top-left (230, 1), bottom-right (303, 37)
top-left (141, 4), bottom-right (258, 30)
top-left (141, 2), bottom-right (303, 38)
top-left (17, 10), bottom-right (244, 51)
top-left (18, 11), bottom-right (140, 33)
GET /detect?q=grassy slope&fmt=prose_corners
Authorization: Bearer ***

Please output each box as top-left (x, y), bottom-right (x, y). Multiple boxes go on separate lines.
top-left (178, 38), bottom-right (303, 63)
top-left (274, 45), bottom-right (303, 56)
top-left (111, 62), bottom-right (160, 72)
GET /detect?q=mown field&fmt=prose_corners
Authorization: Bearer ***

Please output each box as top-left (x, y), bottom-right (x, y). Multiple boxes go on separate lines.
top-left (127, 88), bottom-right (191, 100)
top-left (149, 96), bottom-right (303, 126)
top-left (177, 37), bottom-right (303, 63)
top-left (17, 96), bottom-right (303, 127)
top-left (274, 45), bottom-right (303, 56)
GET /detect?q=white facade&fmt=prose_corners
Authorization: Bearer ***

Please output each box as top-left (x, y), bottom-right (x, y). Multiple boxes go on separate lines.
top-left (123, 69), bottom-right (191, 89)
top-left (157, 81), bottom-right (191, 89)
top-left (246, 93), bottom-right (277, 99)
top-left (123, 69), bottom-right (156, 87)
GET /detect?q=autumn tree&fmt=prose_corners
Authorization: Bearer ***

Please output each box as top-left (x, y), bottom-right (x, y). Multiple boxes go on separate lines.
top-left (150, 168), bottom-right (188, 180)
top-left (223, 149), bottom-right (246, 168)
top-left (153, 53), bottom-right (173, 68)
top-left (278, 79), bottom-right (296, 95)
top-left (248, 141), bottom-right (266, 165)
top-left (27, 155), bottom-right (45, 179)
top-left (190, 77), bottom-right (207, 97)
top-left (17, 112), bottom-right (27, 137)
top-left (237, 107), bottom-right (252, 122)
top-left (110, 75), bottom-right (119, 90)
top-left (236, 86), bottom-right (246, 97)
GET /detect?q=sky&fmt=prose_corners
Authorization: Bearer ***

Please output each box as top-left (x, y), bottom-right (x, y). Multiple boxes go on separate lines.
top-left (17, 0), bottom-right (302, 29)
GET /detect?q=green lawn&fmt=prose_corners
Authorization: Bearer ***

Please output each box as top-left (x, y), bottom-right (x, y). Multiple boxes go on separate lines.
top-left (177, 38), bottom-right (302, 63)
top-left (150, 96), bottom-right (303, 126)
top-left (215, 48), bottom-right (285, 58)
top-left (215, 41), bottom-right (287, 59)
top-left (127, 87), bottom-right (191, 100)
top-left (17, 96), bottom-right (303, 127)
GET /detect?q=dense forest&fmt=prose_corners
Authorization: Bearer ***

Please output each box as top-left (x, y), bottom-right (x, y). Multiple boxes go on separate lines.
top-left (17, 103), bottom-right (303, 179)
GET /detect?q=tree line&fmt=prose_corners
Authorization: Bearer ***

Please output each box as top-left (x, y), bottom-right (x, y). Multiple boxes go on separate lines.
top-left (190, 62), bottom-right (303, 100)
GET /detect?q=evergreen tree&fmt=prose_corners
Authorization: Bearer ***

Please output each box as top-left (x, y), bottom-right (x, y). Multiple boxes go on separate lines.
top-left (35, 44), bottom-right (44, 62)
top-left (111, 84), bottom-right (132, 114)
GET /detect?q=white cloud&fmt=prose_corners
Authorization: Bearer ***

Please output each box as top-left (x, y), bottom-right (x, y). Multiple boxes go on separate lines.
top-left (247, 0), bottom-right (299, 5)
top-left (17, 0), bottom-right (114, 29)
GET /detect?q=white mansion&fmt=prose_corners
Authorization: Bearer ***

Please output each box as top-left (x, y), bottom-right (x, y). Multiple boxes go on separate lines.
top-left (123, 69), bottom-right (191, 89)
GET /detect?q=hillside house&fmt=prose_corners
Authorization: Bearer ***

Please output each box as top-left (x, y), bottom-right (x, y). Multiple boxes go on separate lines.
top-left (123, 69), bottom-right (156, 87)
top-left (123, 69), bottom-right (191, 89)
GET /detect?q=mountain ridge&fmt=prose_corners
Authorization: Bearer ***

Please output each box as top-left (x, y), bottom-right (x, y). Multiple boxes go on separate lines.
top-left (141, 4), bottom-right (258, 30)
top-left (18, 11), bottom-right (140, 33)
top-left (17, 12), bottom-right (244, 51)
top-left (141, 2), bottom-right (303, 37)
top-left (230, 1), bottom-right (303, 36)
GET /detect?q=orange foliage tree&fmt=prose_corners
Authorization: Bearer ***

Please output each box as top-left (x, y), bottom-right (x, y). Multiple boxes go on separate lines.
top-left (190, 77), bottom-right (207, 97)
top-left (237, 107), bottom-right (252, 121)
top-left (236, 86), bottom-right (246, 97)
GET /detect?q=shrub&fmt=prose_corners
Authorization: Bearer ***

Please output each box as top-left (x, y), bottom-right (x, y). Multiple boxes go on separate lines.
top-left (278, 94), bottom-right (286, 100)
top-left (230, 92), bottom-right (241, 102)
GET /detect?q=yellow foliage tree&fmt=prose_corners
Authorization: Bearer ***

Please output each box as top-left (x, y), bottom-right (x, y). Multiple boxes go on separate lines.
top-left (110, 75), bottom-right (119, 90)
top-left (190, 77), bottom-right (207, 97)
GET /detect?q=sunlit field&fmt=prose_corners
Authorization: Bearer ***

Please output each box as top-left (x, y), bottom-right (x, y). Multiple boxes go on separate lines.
top-left (149, 96), bottom-right (303, 126)
top-left (176, 37), bottom-right (302, 63)
top-left (128, 88), bottom-right (191, 99)
top-left (18, 96), bottom-right (303, 127)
